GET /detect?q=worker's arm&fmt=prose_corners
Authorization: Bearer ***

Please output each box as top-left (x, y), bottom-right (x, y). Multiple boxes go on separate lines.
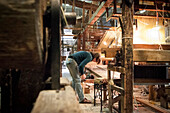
top-left (81, 74), bottom-right (86, 80)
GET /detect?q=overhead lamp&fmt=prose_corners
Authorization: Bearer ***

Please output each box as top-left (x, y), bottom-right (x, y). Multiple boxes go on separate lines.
top-left (103, 41), bottom-right (107, 45)
top-left (139, 10), bottom-right (146, 13)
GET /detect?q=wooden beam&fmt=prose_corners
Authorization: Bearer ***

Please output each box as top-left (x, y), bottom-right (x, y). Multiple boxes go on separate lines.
top-left (89, 0), bottom-right (113, 25)
top-left (87, 24), bottom-right (113, 28)
top-left (134, 79), bottom-right (170, 84)
top-left (77, 37), bottom-right (81, 51)
top-left (133, 44), bottom-right (170, 50)
top-left (109, 13), bottom-right (170, 19)
top-left (82, 31), bottom-right (86, 50)
top-left (140, 0), bottom-right (168, 3)
top-left (65, 0), bottom-right (98, 11)
top-left (51, 0), bottom-right (61, 90)
top-left (110, 84), bottom-right (124, 93)
top-left (81, 0), bottom-right (113, 34)
top-left (113, 0), bottom-right (117, 14)
top-left (112, 95), bottom-right (121, 104)
top-left (121, 0), bottom-right (134, 112)
top-left (136, 98), bottom-right (170, 113)
top-left (82, 2), bottom-right (85, 27)
top-left (135, 5), bottom-right (170, 12)
top-left (133, 49), bottom-right (170, 62)
top-left (64, 27), bottom-right (82, 30)
top-left (107, 64), bottom-right (125, 74)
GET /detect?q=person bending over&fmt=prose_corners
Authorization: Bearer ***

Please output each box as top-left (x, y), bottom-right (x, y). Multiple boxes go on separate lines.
top-left (66, 51), bottom-right (100, 103)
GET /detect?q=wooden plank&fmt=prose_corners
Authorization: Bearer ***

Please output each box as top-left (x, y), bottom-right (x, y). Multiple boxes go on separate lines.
top-left (133, 49), bottom-right (170, 62)
top-left (31, 86), bottom-right (81, 113)
top-left (136, 98), bottom-right (170, 113)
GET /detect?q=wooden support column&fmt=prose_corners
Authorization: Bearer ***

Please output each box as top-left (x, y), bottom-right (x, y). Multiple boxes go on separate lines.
top-left (51, 0), bottom-right (61, 90)
top-left (89, 4), bottom-right (92, 20)
top-left (107, 69), bottom-right (112, 113)
top-left (121, 0), bottom-right (134, 113)
top-left (149, 85), bottom-right (154, 100)
top-left (82, 31), bottom-right (86, 50)
top-left (82, 2), bottom-right (85, 27)
top-left (72, 0), bottom-right (75, 12)
top-left (114, 0), bottom-right (117, 14)
top-left (77, 36), bottom-right (81, 51)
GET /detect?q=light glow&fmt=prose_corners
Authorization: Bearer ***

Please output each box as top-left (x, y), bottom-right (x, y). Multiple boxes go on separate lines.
top-left (103, 41), bottom-right (107, 45)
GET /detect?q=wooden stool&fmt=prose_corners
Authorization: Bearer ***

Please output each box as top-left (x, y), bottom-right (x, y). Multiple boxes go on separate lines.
top-left (94, 78), bottom-right (108, 112)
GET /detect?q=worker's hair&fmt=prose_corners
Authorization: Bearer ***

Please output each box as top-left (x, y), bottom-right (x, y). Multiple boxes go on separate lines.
top-left (90, 52), bottom-right (100, 64)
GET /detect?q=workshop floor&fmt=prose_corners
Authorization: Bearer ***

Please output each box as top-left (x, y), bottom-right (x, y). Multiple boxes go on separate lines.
top-left (62, 67), bottom-right (169, 113)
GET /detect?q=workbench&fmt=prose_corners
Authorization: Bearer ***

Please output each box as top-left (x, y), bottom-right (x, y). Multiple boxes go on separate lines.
top-left (85, 64), bottom-right (170, 85)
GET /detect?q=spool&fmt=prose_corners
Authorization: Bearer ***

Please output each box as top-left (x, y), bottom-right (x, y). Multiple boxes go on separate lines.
top-left (64, 12), bottom-right (76, 25)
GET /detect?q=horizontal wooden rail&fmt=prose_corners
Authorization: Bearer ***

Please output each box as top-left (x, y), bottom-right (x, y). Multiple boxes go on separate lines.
top-left (108, 80), bottom-right (124, 94)
top-left (107, 64), bottom-right (125, 74)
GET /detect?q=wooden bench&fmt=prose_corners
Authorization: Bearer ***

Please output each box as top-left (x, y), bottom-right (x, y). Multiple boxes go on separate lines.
top-left (31, 86), bottom-right (81, 113)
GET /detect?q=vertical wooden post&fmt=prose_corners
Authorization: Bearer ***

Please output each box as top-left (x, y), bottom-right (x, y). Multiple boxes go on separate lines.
top-left (121, 73), bottom-right (124, 112)
top-left (107, 69), bottom-right (112, 113)
top-left (122, 0), bottom-right (134, 113)
top-left (77, 36), bottom-right (81, 51)
top-left (82, 31), bottom-right (86, 50)
top-left (72, 0), bottom-right (75, 12)
top-left (89, 4), bottom-right (92, 21)
top-left (82, 2), bottom-right (85, 27)
top-left (51, 0), bottom-right (61, 90)
top-left (149, 85), bottom-right (154, 100)
top-left (114, 0), bottom-right (117, 14)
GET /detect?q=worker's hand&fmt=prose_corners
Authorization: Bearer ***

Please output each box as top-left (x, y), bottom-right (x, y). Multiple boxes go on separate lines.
top-left (81, 74), bottom-right (86, 80)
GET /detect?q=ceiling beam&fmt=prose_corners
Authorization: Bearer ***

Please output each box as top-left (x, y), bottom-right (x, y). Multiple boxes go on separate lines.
top-left (109, 13), bottom-right (170, 19)
top-left (81, 0), bottom-right (113, 34)
top-left (64, 27), bottom-right (82, 30)
top-left (63, 0), bottom-right (98, 11)
top-left (135, 5), bottom-right (170, 12)
top-left (140, 0), bottom-right (169, 3)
